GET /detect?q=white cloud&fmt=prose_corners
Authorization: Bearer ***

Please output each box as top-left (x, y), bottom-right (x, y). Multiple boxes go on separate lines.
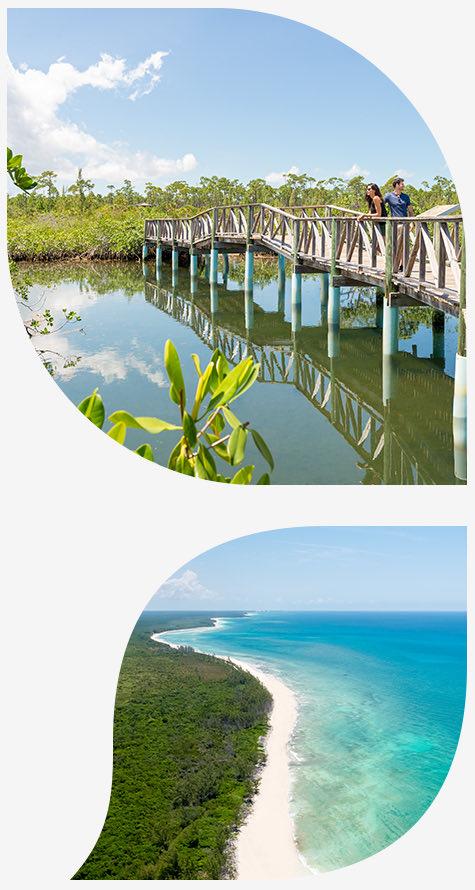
top-left (265, 165), bottom-right (299, 186)
top-left (155, 570), bottom-right (219, 601)
top-left (7, 53), bottom-right (198, 185)
top-left (393, 168), bottom-right (415, 180)
top-left (340, 163), bottom-right (370, 179)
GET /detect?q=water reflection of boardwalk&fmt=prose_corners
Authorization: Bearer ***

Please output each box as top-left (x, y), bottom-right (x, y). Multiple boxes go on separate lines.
top-left (144, 278), bottom-right (457, 485)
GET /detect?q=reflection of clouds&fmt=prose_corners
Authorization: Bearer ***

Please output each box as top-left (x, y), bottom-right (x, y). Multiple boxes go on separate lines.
top-left (127, 355), bottom-right (166, 386)
top-left (80, 348), bottom-right (128, 383)
top-left (38, 334), bottom-right (167, 387)
top-left (27, 284), bottom-right (100, 312)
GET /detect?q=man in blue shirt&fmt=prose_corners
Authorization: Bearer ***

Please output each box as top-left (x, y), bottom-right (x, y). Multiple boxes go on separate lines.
top-left (384, 177), bottom-right (414, 217)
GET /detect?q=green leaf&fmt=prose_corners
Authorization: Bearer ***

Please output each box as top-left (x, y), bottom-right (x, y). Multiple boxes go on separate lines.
top-left (227, 424), bottom-right (248, 465)
top-left (228, 363), bottom-right (260, 404)
top-left (211, 411), bottom-right (225, 435)
top-left (231, 465), bottom-right (254, 484)
top-left (257, 472), bottom-right (271, 485)
top-left (183, 411), bottom-right (197, 449)
top-left (222, 405), bottom-right (241, 429)
top-left (191, 353), bottom-right (202, 376)
top-left (135, 443), bottom-right (154, 462)
top-left (8, 154), bottom-right (22, 170)
top-left (198, 443), bottom-right (217, 477)
top-left (194, 457), bottom-right (208, 479)
top-left (207, 357), bottom-right (254, 412)
top-left (107, 422), bottom-right (126, 444)
top-left (108, 410), bottom-right (181, 434)
top-left (180, 456), bottom-right (195, 476)
top-left (78, 389), bottom-right (105, 429)
top-left (191, 360), bottom-right (212, 419)
top-left (167, 439), bottom-right (182, 470)
top-left (176, 451), bottom-right (195, 476)
top-left (164, 340), bottom-right (185, 406)
top-left (250, 428), bottom-right (274, 471)
top-left (206, 437), bottom-right (231, 462)
top-left (216, 353), bottom-right (229, 381)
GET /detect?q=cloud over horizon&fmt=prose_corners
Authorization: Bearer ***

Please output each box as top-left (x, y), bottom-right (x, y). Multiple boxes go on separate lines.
top-left (7, 52), bottom-right (198, 185)
top-left (340, 163), bottom-right (370, 179)
top-left (154, 570), bottom-right (220, 602)
top-left (265, 165), bottom-right (299, 186)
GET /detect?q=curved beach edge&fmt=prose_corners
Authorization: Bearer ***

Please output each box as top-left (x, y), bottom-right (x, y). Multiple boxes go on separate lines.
top-left (152, 630), bottom-right (315, 881)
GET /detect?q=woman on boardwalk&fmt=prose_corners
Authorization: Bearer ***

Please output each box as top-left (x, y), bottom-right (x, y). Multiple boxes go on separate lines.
top-left (359, 183), bottom-right (387, 233)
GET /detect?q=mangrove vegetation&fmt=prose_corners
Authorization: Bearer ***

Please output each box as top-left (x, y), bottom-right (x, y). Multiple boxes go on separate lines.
top-left (7, 168), bottom-right (459, 262)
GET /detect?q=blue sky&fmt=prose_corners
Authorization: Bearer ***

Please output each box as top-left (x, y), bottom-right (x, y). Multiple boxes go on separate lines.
top-left (146, 527), bottom-right (466, 611)
top-left (7, 8), bottom-right (449, 193)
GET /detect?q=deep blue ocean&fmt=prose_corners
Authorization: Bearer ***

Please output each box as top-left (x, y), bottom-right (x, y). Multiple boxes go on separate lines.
top-left (157, 611), bottom-right (466, 872)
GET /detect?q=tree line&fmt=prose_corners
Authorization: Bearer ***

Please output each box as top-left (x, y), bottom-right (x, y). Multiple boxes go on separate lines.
top-left (73, 611), bottom-right (272, 880)
top-left (7, 168), bottom-right (459, 217)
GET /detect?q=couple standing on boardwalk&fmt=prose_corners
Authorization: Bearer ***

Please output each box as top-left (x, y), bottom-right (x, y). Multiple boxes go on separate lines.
top-left (359, 177), bottom-right (414, 232)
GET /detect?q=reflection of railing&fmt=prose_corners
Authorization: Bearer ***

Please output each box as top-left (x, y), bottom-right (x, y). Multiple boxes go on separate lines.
top-left (144, 203), bottom-right (463, 308)
top-left (144, 280), bottom-right (450, 484)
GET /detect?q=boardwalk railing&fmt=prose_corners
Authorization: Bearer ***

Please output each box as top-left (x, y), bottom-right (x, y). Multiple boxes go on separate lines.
top-left (145, 203), bottom-right (463, 308)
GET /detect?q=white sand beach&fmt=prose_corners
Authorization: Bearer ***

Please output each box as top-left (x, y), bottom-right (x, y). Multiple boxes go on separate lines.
top-left (151, 629), bottom-right (314, 881)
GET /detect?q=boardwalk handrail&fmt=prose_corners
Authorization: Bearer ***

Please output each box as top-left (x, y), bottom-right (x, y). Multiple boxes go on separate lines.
top-left (145, 203), bottom-right (463, 304)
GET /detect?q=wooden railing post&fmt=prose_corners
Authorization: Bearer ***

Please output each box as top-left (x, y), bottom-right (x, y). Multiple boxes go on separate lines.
top-left (293, 217), bottom-right (300, 266)
top-left (189, 216), bottom-right (197, 279)
top-left (210, 208), bottom-right (218, 283)
top-left (453, 231), bottom-right (467, 482)
top-left (330, 217), bottom-right (337, 283)
top-left (402, 222), bottom-right (410, 275)
top-left (245, 205), bottom-right (254, 292)
top-left (458, 232), bottom-right (466, 359)
top-left (155, 220), bottom-right (162, 277)
top-left (436, 221), bottom-right (446, 289)
top-left (246, 205), bottom-right (252, 247)
top-left (385, 218), bottom-right (393, 299)
top-left (142, 219), bottom-right (148, 262)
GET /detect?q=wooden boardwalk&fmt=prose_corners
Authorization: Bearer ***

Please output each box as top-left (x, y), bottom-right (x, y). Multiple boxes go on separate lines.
top-left (144, 203), bottom-right (464, 317)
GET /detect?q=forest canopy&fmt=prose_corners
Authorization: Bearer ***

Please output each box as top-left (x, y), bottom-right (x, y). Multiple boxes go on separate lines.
top-left (73, 611), bottom-right (272, 880)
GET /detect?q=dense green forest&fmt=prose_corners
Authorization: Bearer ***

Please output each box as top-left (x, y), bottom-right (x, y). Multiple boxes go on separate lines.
top-left (73, 611), bottom-right (272, 880)
top-left (7, 170), bottom-right (458, 261)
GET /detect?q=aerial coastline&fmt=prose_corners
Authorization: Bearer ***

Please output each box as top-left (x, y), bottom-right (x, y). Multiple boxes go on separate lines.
top-left (153, 620), bottom-right (313, 880)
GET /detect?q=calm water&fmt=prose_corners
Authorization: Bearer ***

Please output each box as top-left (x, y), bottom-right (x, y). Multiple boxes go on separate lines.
top-left (20, 258), bottom-right (461, 484)
top-left (156, 611), bottom-right (466, 872)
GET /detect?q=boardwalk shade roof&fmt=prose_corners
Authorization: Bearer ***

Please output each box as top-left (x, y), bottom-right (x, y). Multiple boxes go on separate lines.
top-left (415, 204), bottom-right (460, 217)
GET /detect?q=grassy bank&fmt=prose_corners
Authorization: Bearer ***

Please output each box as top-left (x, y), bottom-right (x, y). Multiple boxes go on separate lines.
top-left (8, 208), bottom-right (147, 261)
top-left (73, 611), bottom-right (272, 880)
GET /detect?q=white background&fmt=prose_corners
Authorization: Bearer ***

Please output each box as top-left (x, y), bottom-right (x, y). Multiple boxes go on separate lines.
top-left (1, 2), bottom-right (473, 888)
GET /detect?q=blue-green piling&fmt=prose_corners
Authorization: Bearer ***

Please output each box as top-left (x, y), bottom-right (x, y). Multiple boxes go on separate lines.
top-left (382, 300), bottom-right (399, 405)
top-left (327, 285), bottom-right (340, 358)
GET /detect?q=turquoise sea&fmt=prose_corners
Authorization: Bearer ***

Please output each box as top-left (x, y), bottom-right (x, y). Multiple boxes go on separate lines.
top-left (158, 611), bottom-right (466, 872)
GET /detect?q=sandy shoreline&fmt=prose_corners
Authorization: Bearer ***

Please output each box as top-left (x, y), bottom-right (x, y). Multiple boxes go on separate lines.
top-left (152, 625), bottom-right (314, 880)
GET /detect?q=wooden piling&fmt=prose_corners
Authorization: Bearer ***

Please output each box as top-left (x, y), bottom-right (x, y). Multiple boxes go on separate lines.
top-left (457, 233), bottom-right (466, 358)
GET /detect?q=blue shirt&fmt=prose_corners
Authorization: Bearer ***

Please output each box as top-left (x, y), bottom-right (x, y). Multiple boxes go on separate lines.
top-left (383, 191), bottom-right (412, 217)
